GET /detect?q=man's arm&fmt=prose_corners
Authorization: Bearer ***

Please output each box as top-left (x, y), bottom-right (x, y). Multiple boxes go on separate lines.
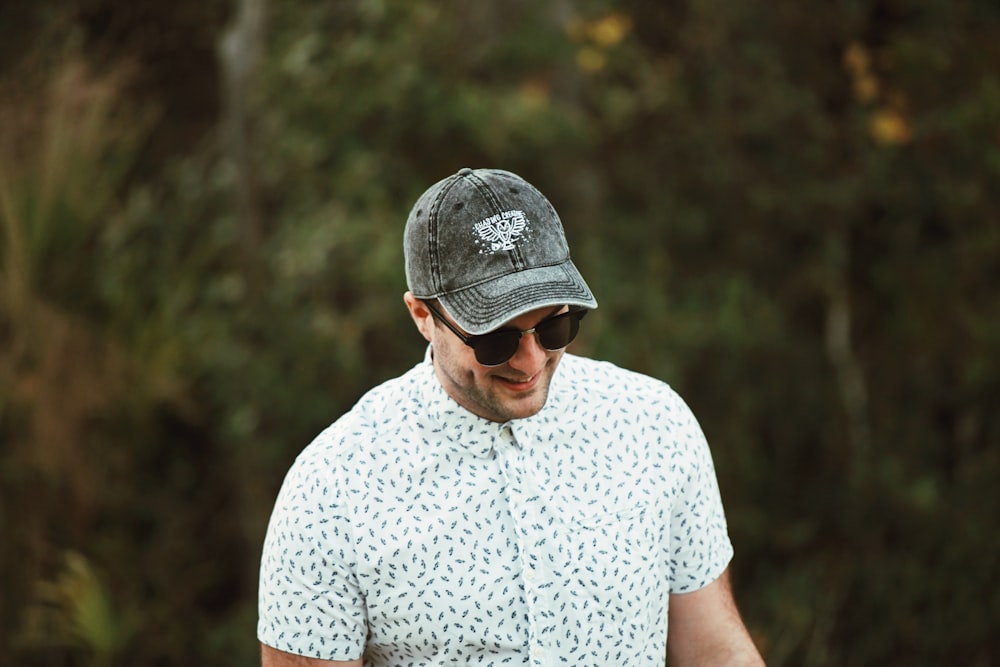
top-left (260, 643), bottom-right (362, 667)
top-left (666, 567), bottom-right (765, 666)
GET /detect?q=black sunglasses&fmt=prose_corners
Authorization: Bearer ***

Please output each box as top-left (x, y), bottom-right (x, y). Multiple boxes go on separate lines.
top-left (424, 301), bottom-right (587, 367)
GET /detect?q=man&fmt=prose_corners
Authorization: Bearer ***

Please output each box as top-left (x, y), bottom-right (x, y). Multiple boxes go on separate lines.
top-left (258, 168), bottom-right (765, 666)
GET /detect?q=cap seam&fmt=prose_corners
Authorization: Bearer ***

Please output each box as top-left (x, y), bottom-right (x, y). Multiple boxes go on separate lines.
top-left (465, 171), bottom-right (525, 272)
top-left (425, 174), bottom-right (462, 294)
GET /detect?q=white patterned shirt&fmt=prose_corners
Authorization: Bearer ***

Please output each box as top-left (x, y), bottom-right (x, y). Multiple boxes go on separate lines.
top-left (258, 351), bottom-right (734, 666)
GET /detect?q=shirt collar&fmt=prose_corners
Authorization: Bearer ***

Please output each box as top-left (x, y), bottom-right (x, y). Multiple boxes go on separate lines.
top-left (419, 348), bottom-right (507, 459)
top-left (416, 346), bottom-right (573, 458)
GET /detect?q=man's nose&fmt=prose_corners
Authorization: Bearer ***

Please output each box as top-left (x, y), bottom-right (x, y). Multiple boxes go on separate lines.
top-left (507, 328), bottom-right (549, 371)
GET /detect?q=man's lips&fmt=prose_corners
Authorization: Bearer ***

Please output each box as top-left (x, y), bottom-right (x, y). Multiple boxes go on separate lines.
top-left (495, 373), bottom-right (540, 392)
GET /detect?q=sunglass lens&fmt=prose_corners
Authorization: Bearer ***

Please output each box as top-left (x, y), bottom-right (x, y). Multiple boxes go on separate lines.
top-left (537, 312), bottom-right (580, 350)
top-left (473, 332), bottom-right (521, 366)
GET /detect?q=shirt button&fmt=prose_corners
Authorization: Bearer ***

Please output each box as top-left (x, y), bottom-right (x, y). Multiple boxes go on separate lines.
top-left (531, 645), bottom-right (544, 661)
top-left (523, 567), bottom-right (536, 584)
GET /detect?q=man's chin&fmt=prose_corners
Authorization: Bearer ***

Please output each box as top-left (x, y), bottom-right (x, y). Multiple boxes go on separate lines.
top-left (497, 389), bottom-right (549, 421)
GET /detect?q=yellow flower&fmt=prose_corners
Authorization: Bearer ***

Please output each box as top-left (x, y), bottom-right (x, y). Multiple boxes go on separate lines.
top-left (854, 74), bottom-right (879, 104)
top-left (843, 42), bottom-right (871, 75)
top-left (589, 12), bottom-right (632, 48)
top-left (870, 108), bottom-right (911, 145)
top-left (576, 47), bottom-right (607, 73)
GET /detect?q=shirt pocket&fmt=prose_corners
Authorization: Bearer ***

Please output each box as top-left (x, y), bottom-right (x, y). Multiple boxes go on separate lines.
top-left (564, 503), bottom-right (660, 597)
top-left (556, 504), bottom-right (667, 662)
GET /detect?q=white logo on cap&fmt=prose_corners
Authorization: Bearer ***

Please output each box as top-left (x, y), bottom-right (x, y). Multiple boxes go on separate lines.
top-left (474, 210), bottom-right (530, 254)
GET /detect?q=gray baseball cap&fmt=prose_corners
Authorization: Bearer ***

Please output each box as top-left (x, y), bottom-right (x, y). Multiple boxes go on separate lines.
top-left (405, 168), bottom-right (598, 335)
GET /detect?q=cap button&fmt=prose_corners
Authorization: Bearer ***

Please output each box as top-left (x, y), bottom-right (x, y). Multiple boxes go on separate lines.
top-left (457, 167), bottom-right (474, 177)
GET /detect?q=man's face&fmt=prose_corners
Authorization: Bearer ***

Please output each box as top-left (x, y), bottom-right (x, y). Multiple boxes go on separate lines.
top-left (406, 295), bottom-right (568, 423)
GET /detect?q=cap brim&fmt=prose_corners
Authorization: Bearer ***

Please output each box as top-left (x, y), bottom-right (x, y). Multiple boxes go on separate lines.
top-left (439, 260), bottom-right (598, 335)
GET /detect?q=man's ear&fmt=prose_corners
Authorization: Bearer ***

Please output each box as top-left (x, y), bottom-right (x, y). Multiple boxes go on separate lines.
top-left (403, 291), bottom-right (433, 342)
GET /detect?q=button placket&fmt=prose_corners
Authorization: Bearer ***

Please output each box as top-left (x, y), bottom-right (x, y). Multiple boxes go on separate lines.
top-left (514, 424), bottom-right (557, 667)
top-left (494, 426), bottom-right (551, 663)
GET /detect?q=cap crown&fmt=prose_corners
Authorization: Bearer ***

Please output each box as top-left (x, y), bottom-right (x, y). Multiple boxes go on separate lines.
top-left (405, 168), bottom-right (570, 298)
top-left (404, 168), bottom-right (597, 334)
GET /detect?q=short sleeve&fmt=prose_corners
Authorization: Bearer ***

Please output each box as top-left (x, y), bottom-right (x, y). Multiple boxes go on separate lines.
top-left (667, 396), bottom-right (734, 593)
top-left (257, 444), bottom-right (368, 661)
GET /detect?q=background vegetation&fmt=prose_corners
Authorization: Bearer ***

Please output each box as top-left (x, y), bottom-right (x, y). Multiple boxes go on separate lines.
top-left (1, 0), bottom-right (997, 665)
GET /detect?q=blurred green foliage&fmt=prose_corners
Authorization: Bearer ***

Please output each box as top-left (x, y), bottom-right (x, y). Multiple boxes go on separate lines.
top-left (1, 0), bottom-right (997, 665)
